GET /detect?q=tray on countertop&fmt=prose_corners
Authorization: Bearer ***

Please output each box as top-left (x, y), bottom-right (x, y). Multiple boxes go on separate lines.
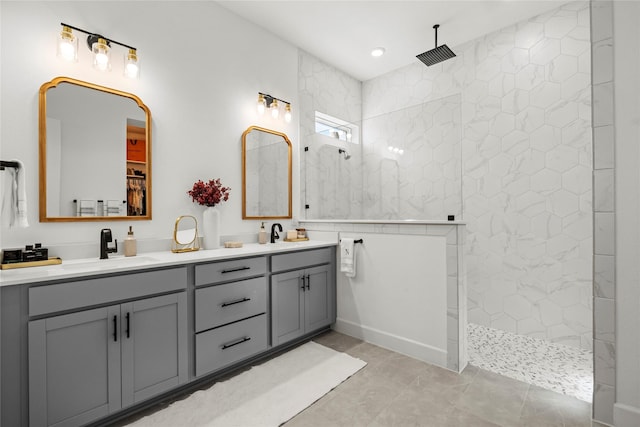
top-left (1, 257), bottom-right (62, 270)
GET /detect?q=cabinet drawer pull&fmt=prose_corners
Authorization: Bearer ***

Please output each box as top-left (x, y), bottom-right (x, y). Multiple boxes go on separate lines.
top-left (306, 274), bottom-right (311, 290)
top-left (221, 266), bottom-right (251, 274)
top-left (221, 336), bottom-right (251, 350)
top-left (125, 312), bottom-right (131, 338)
top-left (221, 297), bottom-right (251, 308)
top-left (113, 315), bottom-right (118, 342)
top-left (301, 275), bottom-right (306, 291)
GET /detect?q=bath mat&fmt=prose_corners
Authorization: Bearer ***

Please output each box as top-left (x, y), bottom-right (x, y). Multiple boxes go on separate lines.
top-left (126, 341), bottom-right (366, 427)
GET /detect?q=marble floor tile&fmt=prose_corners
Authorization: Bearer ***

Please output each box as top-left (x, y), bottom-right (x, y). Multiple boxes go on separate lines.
top-left (468, 323), bottom-right (593, 402)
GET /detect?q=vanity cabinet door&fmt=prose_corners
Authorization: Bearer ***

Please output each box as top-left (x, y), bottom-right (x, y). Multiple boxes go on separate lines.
top-left (304, 265), bottom-right (332, 332)
top-left (121, 293), bottom-right (188, 407)
top-left (271, 270), bottom-right (305, 346)
top-left (29, 306), bottom-right (122, 427)
top-left (271, 264), bottom-right (334, 347)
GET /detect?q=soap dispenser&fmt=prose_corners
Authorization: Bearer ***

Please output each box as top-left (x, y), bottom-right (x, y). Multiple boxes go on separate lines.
top-left (258, 222), bottom-right (268, 244)
top-left (124, 226), bottom-right (137, 257)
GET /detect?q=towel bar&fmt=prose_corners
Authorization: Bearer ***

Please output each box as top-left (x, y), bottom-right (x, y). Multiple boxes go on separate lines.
top-left (340, 239), bottom-right (363, 244)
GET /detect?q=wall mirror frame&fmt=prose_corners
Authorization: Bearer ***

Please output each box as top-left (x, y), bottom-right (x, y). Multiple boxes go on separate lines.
top-left (242, 126), bottom-right (292, 220)
top-left (38, 76), bottom-right (152, 222)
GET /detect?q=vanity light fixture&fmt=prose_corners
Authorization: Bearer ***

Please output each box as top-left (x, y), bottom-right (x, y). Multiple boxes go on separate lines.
top-left (57, 23), bottom-right (140, 79)
top-left (57, 25), bottom-right (78, 62)
top-left (256, 92), bottom-right (292, 123)
top-left (270, 98), bottom-right (279, 119)
top-left (284, 103), bottom-right (292, 123)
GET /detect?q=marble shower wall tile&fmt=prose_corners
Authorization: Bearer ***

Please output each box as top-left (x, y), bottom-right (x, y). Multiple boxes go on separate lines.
top-left (298, 51), bottom-right (363, 220)
top-left (302, 2), bottom-right (592, 351)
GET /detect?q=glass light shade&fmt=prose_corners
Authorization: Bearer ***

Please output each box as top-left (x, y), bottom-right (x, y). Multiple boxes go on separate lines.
top-left (270, 98), bottom-right (279, 119)
top-left (284, 104), bottom-right (292, 123)
top-left (57, 26), bottom-right (78, 62)
top-left (124, 49), bottom-right (139, 78)
top-left (92, 38), bottom-right (111, 71)
top-left (256, 94), bottom-right (266, 115)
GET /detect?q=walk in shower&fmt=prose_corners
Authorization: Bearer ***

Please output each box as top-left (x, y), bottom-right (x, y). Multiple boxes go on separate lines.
top-left (299, 0), bottom-right (593, 404)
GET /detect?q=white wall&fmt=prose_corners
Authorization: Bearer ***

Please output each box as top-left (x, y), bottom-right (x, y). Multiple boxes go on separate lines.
top-left (335, 231), bottom-right (448, 367)
top-left (1, 1), bottom-right (299, 249)
top-left (612, 2), bottom-right (640, 425)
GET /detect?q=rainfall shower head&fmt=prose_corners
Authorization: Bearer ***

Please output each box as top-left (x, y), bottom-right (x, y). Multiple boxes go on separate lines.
top-left (416, 24), bottom-right (456, 67)
top-left (338, 148), bottom-right (351, 160)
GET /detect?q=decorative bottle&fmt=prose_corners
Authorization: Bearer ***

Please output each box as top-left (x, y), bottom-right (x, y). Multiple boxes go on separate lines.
top-left (258, 222), bottom-right (268, 244)
top-left (124, 225), bottom-right (137, 257)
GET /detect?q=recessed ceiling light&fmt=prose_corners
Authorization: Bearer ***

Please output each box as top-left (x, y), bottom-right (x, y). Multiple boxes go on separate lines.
top-left (371, 47), bottom-right (385, 57)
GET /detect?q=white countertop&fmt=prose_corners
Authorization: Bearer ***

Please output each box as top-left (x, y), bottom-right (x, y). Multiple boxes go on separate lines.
top-left (300, 219), bottom-right (466, 225)
top-left (0, 240), bottom-right (337, 287)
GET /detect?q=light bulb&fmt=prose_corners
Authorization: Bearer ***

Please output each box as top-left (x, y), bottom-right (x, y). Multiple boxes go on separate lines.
top-left (57, 26), bottom-right (77, 62)
top-left (270, 98), bottom-right (279, 119)
top-left (124, 49), bottom-right (139, 79)
top-left (92, 37), bottom-right (111, 71)
top-left (284, 103), bottom-right (292, 123)
top-left (257, 94), bottom-right (266, 115)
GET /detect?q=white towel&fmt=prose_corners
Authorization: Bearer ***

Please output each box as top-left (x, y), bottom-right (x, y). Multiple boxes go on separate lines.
top-left (340, 238), bottom-right (356, 278)
top-left (1, 160), bottom-right (28, 228)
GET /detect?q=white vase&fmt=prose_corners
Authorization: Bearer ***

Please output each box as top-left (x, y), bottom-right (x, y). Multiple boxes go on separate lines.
top-left (202, 206), bottom-right (220, 249)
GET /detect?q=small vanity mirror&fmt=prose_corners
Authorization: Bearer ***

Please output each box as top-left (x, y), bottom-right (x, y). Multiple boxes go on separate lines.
top-left (172, 215), bottom-right (200, 253)
top-left (39, 76), bottom-right (152, 222)
top-left (242, 126), bottom-right (292, 219)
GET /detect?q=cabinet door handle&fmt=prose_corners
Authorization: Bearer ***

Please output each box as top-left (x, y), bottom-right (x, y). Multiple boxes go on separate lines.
top-left (306, 274), bottom-right (311, 290)
top-left (113, 315), bottom-right (118, 342)
top-left (301, 275), bottom-right (306, 291)
top-left (221, 266), bottom-right (251, 274)
top-left (125, 312), bottom-right (131, 339)
top-left (221, 297), bottom-right (251, 308)
top-left (221, 336), bottom-right (251, 350)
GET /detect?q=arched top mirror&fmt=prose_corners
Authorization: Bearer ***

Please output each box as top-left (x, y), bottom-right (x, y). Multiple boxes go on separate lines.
top-left (39, 76), bottom-right (152, 222)
top-left (242, 126), bottom-right (292, 219)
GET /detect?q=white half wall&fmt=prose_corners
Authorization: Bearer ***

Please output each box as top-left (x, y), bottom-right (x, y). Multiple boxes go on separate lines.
top-left (334, 232), bottom-right (448, 367)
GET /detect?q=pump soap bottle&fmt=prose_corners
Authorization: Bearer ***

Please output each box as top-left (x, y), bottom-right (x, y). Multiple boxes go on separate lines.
top-left (124, 226), bottom-right (137, 257)
top-left (258, 222), bottom-right (268, 244)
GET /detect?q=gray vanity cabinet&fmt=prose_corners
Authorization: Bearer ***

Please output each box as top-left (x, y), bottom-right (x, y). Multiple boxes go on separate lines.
top-left (27, 268), bottom-right (188, 427)
top-left (28, 305), bottom-right (121, 427)
top-left (271, 248), bottom-right (336, 346)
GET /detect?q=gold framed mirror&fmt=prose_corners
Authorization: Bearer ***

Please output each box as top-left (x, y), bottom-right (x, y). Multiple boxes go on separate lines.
top-left (242, 126), bottom-right (292, 219)
top-left (39, 76), bottom-right (152, 222)
top-left (172, 215), bottom-right (200, 253)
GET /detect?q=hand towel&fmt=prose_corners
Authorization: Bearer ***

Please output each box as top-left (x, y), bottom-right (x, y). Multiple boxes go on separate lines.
top-left (1, 160), bottom-right (29, 228)
top-left (340, 238), bottom-right (357, 278)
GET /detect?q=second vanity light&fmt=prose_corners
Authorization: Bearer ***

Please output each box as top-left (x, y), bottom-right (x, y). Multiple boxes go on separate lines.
top-left (256, 92), bottom-right (292, 123)
top-left (57, 23), bottom-right (140, 79)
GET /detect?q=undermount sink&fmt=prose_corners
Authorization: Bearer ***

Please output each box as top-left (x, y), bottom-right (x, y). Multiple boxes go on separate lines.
top-left (54, 256), bottom-right (158, 271)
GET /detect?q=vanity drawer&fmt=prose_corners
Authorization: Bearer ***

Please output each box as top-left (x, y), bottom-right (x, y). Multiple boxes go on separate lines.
top-left (195, 314), bottom-right (268, 376)
top-left (271, 247), bottom-right (333, 273)
top-left (29, 267), bottom-right (187, 317)
top-left (195, 277), bottom-right (267, 332)
top-left (195, 256), bottom-right (267, 286)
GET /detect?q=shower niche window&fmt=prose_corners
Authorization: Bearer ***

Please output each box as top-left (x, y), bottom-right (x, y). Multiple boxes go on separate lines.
top-left (314, 111), bottom-right (360, 144)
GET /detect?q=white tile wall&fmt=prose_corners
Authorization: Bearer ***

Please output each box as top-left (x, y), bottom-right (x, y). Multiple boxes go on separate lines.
top-left (301, 1), bottom-right (592, 351)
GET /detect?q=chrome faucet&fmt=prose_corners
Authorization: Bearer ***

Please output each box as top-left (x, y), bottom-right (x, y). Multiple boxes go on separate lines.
top-left (100, 228), bottom-right (118, 259)
top-left (270, 223), bottom-right (283, 243)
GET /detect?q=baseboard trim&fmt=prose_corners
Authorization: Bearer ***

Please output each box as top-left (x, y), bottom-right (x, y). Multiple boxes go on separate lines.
top-left (614, 403), bottom-right (640, 427)
top-left (334, 318), bottom-right (447, 368)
